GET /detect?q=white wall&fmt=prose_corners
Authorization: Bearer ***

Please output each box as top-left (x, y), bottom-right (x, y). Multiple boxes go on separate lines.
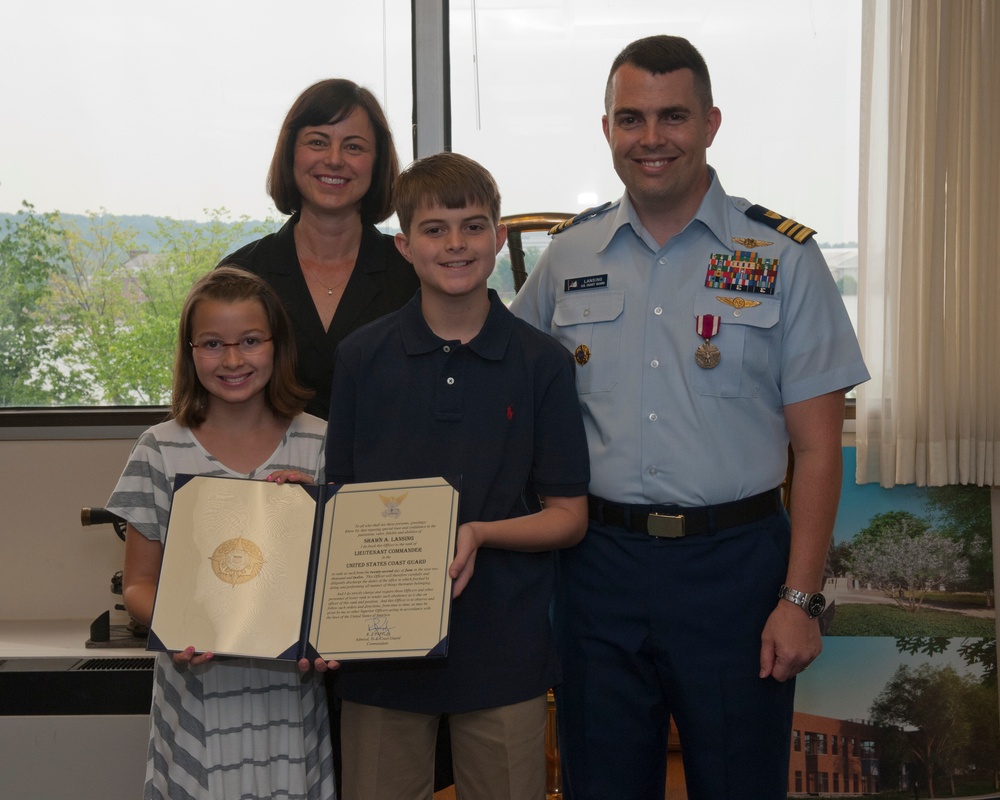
top-left (0, 436), bottom-right (137, 622)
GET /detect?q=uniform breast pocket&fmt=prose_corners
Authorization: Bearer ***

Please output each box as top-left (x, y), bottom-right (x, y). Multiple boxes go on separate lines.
top-left (553, 291), bottom-right (625, 394)
top-left (691, 295), bottom-right (779, 398)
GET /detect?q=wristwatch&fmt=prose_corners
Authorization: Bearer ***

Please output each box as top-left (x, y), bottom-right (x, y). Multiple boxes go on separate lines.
top-left (778, 585), bottom-right (826, 619)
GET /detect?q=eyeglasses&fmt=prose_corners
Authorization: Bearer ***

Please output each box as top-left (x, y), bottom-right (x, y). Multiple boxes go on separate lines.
top-left (189, 336), bottom-right (273, 358)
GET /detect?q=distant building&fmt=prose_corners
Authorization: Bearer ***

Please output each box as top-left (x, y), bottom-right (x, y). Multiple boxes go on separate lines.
top-left (789, 711), bottom-right (881, 796)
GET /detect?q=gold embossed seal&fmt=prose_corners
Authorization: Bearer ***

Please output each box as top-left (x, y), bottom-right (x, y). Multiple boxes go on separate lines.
top-left (210, 537), bottom-right (265, 586)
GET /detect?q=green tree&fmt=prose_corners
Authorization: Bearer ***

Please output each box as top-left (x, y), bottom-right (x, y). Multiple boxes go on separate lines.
top-left (870, 663), bottom-right (973, 798)
top-left (38, 209), bottom-right (270, 404)
top-left (39, 211), bottom-right (143, 403)
top-left (896, 635), bottom-right (997, 686)
top-left (836, 273), bottom-right (858, 294)
top-left (926, 484), bottom-right (994, 606)
top-left (490, 252), bottom-right (516, 297)
top-left (964, 678), bottom-right (1000, 789)
top-left (0, 202), bottom-right (65, 405)
top-left (829, 539), bottom-right (853, 581)
top-left (847, 511), bottom-right (969, 611)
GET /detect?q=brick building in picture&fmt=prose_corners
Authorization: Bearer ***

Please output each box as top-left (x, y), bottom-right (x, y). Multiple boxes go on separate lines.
top-left (789, 711), bottom-right (881, 796)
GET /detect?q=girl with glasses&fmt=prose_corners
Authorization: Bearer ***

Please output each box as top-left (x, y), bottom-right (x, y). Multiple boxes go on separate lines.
top-left (105, 267), bottom-right (336, 800)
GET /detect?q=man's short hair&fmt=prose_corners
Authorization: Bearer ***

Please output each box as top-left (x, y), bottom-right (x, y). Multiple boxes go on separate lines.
top-left (394, 152), bottom-right (501, 234)
top-left (605, 35), bottom-right (714, 113)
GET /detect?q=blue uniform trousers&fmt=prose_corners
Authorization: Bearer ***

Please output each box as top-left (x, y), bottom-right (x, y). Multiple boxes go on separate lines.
top-left (553, 511), bottom-right (795, 800)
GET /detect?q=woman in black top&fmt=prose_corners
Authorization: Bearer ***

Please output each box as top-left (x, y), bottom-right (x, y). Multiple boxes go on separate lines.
top-left (223, 79), bottom-right (418, 419)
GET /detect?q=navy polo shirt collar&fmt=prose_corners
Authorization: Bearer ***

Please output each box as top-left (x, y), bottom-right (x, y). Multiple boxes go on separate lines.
top-left (400, 288), bottom-right (514, 360)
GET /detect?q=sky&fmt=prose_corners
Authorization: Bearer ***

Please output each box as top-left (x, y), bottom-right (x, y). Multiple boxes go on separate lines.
top-left (2, 0), bottom-right (861, 244)
top-left (795, 635), bottom-right (991, 723)
top-left (835, 447), bottom-right (933, 543)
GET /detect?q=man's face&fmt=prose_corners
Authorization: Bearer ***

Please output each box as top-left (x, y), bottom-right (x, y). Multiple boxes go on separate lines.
top-left (603, 63), bottom-right (721, 221)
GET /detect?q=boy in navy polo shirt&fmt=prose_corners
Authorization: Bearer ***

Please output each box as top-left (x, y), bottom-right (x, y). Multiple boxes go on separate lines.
top-left (325, 152), bottom-right (590, 800)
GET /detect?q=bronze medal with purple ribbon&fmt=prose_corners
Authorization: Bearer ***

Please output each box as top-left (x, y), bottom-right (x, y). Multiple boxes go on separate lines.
top-left (695, 314), bottom-right (721, 369)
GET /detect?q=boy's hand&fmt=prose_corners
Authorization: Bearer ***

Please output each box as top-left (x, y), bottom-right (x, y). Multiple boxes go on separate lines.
top-left (266, 470), bottom-right (314, 485)
top-left (449, 522), bottom-right (481, 598)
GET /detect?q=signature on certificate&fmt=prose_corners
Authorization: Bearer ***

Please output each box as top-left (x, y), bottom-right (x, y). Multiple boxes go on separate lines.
top-left (367, 616), bottom-right (392, 641)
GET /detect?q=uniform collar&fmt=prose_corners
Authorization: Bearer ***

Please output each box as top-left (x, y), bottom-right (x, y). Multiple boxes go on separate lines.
top-left (595, 198), bottom-right (631, 253)
top-left (690, 167), bottom-right (733, 249)
top-left (598, 167), bottom-right (732, 252)
top-left (400, 288), bottom-right (513, 360)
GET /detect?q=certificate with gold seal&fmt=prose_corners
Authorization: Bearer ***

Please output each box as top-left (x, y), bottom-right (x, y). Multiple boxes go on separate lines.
top-left (148, 474), bottom-right (459, 661)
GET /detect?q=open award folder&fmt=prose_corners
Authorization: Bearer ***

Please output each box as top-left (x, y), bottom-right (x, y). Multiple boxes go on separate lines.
top-left (147, 474), bottom-right (460, 662)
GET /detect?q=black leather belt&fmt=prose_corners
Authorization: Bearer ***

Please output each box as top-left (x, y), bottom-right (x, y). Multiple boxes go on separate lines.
top-left (588, 489), bottom-right (782, 538)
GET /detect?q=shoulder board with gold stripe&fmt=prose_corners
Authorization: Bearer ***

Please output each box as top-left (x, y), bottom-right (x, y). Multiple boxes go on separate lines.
top-left (743, 204), bottom-right (816, 244)
top-left (549, 201), bottom-right (614, 235)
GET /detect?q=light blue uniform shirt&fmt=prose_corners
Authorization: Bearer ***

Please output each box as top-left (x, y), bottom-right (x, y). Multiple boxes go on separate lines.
top-left (511, 169), bottom-right (869, 507)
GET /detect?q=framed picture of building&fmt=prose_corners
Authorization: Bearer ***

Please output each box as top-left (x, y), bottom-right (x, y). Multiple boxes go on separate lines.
top-left (791, 447), bottom-right (999, 798)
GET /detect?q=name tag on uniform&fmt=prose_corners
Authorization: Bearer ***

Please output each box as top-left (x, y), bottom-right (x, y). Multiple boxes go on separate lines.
top-left (565, 274), bottom-right (608, 292)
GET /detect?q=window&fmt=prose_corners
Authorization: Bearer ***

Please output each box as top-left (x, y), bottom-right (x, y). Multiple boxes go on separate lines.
top-left (2, 0), bottom-right (412, 409)
top-left (793, 729), bottom-right (801, 752)
top-left (3, 0), bottom-right (860, 410)
top-left (794, 770), bottom-right (802, 793)
top-left (451, 0), bottom-right (861, 320)
top-left (805, 731), bottom-right (828, 756)
top-left (832, 733), bottom-right (839, 755)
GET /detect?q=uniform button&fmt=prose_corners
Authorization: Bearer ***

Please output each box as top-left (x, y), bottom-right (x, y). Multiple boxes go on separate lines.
top-left (648, 467), bottom-right (658, 476)
top-left (446, 377), bottom-right (455, 385)
top-left (443, 345), bottom-right (452, 352)
top-left (658, 256), bottom-right (667, 265)
top-left (654, 307), bottom-right (663, 316)
top-left (649, 413), bottom-right (658, 421)
top-left (733, 309), bottom-right (742, 318)
top-left (583, 308), bottom-right (590, 317)
top-left (650, 359), bottom-right (659, 368)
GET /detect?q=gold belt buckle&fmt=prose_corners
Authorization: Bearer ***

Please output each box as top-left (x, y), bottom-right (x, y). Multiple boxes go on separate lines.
top-left (647, 513), bottom-right (685, 538)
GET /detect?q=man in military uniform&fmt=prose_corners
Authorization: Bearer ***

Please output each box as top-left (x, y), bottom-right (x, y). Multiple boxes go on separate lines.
top-left (511, 35), bottom-right (869, 800)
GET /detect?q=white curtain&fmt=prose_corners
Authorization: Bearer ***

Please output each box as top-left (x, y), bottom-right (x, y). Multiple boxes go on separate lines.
top-left (856, 0), bottom-right (1000, 488)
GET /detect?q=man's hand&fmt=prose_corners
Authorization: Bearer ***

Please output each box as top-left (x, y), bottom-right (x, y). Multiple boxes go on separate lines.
top-left (759, 600), bottom-right (822, 682)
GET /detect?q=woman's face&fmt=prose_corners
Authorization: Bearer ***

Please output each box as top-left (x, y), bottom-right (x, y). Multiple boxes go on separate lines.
top-left (292, 106), bottom-right (377, 218)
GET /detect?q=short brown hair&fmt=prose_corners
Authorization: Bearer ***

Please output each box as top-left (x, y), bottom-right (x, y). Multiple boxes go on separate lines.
top-left (172, 267), bottom-right (312, 427)
top-left (394, 152), bottom-right (501, 234)
top-left (267, 79), bottom-right (399, 225)
top-left (605, 35), bottom-right (714, 114)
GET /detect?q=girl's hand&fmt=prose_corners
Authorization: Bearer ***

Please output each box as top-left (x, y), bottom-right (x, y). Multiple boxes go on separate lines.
top-left (266, 470), bottom-right (314, 485)
top-left (173, 646), bottom-right (214, 667)
top-left (298, 657), bottom-right (341, 673)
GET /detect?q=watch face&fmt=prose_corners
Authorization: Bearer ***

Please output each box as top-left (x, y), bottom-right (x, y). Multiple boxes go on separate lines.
top-left (807, 592), bottom-right (826, 618)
